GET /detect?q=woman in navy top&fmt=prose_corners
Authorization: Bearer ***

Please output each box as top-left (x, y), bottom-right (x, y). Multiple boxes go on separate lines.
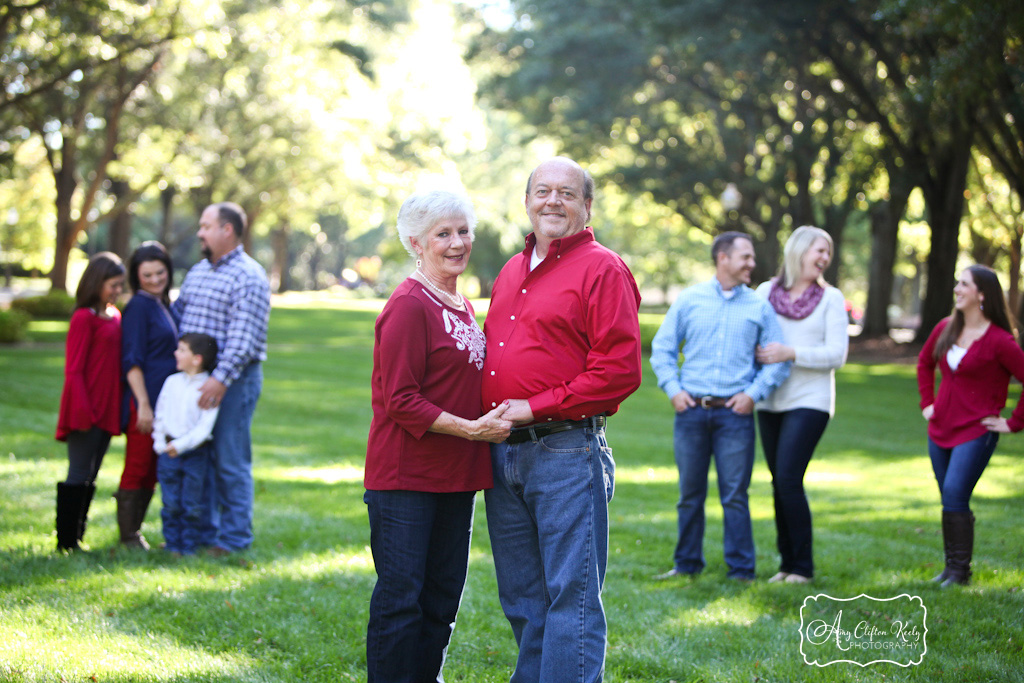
top-left (116, 242), bottom-right (180, 549)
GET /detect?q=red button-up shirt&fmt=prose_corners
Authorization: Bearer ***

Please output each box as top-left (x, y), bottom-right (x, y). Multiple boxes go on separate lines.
top-left (482, 228), bottom-right (642, 423)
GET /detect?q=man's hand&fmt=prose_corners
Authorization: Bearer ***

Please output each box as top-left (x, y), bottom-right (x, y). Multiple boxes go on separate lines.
top-left (503, 399), bottom-right (535, 425)
top-left (671, 390), bottom-right (696, 413)
top-left (726, 392), bottom-right (755, 415)
top-left (166, 444), bottom-right (179, 458)
top-left (199, 377), bottom-right (227, 410)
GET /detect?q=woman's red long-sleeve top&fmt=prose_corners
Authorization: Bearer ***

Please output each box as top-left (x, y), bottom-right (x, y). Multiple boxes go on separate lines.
top-left (56, 306), bottom-right (123, 441)
top-left (917, 317), bottom-right (1024, 448)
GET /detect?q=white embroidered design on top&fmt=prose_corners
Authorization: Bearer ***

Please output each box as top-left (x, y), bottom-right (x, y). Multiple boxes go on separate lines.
top-left (443, 308), bottom-right (486, 370)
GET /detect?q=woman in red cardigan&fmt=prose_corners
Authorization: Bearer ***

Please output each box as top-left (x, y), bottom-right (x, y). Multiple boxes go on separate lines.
top-left (55, 251), bottom-right (126, 552)
top-left (917, 264), bottom-right (1024, 586)
top-left (364, 190), bottom-right (512, 682)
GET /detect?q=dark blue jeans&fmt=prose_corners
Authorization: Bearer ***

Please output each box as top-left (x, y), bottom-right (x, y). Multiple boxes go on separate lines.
top-left (364, 489), bottom-right (476, 683)
top-left (673, 407), bottom-right (756, 579)
top-left (757, 408), bottom-right (831, 578)
top-left (928, 432), bottom-right (998, 512)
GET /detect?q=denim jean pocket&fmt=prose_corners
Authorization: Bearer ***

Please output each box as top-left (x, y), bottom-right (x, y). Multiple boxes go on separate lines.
top-left (600, 445), bottom-right (615, 502)
top-left (538, 429), bottom-right (591, 454)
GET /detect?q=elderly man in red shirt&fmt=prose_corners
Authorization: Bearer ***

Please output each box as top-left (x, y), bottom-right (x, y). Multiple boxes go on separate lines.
top-left (482, 156), bottom-right (643, 682)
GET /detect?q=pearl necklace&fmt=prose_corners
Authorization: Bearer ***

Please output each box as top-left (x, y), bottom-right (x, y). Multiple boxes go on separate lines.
top-left (416, 268), bottom-right (465, 309)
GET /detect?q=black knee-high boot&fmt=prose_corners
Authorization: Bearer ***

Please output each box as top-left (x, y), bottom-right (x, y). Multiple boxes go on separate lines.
top-left (56, 482), bottom-right (90, 551)
top-left (78, 483), bottom-right (97, 543)
top-left (931, 511), bottom-right (954, 583)
top-left (941, 510), bottom-right (974, 587)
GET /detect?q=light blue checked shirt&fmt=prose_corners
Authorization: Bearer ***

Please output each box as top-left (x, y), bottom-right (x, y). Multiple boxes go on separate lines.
top-left (172, 246), bottom-right (271, 387)
top-left (651, 278), bottom-right (790, 402)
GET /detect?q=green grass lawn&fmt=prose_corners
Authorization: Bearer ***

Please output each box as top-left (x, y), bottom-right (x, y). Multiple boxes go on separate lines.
top-left (2, 297), bottom-right (1023, 682)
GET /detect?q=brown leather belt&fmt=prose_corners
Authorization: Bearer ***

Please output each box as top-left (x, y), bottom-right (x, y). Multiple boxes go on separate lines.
top-left (506, 415), bottom-right (606, 444)
top-left (697, 396), bottom-right (730, 409)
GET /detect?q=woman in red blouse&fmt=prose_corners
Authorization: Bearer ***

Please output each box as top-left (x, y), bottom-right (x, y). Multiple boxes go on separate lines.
top-left (364, 190), bottom-right (512, 682)
top-left (917, 264), bottom-right (1024, 586)
top-left (55, 252), bottom-right (126, 552)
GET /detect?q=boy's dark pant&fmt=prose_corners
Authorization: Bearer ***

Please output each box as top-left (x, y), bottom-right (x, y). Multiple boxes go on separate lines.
top-left (158, 443), bottom-right (211, 554)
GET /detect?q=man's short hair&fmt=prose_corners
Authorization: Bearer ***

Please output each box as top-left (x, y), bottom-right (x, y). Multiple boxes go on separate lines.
top-left (216, 202), bottom-right (247, 238)
top-left (180, 332), bottom-right (218, 373)
top-left (711, 231), bottom-right (752, 264)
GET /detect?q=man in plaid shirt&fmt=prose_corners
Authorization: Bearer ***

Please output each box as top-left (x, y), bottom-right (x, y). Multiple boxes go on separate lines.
top-left (173, 202), bottom-right (270, 555)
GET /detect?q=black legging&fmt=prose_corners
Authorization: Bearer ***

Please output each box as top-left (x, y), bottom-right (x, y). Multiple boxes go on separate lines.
top-left (65, 426), bottom-right (111, 485)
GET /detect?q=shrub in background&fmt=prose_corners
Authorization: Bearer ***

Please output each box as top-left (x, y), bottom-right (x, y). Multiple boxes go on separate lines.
top-left (0, 308), bottom-right (30, 343)
top-left (10, 291), bottom-right (75, 319)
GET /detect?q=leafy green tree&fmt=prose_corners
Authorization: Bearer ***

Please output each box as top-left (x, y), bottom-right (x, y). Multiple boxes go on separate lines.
top-left (2, 1), bottom-right (185, 291)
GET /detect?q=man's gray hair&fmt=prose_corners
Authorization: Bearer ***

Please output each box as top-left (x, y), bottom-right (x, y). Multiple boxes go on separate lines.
top-left (396, 190), bottom-right (478, 258)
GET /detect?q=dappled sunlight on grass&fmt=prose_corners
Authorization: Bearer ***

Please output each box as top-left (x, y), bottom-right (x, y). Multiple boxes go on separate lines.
top-left (0, 623), bottom-right (260, 682)
top-left (616, 465), bottom-right (677, 483)
top-left (265, 465), bottom-right (365, 484)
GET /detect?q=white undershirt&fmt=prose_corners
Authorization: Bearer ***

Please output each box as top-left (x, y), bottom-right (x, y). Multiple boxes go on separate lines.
top-left (947, 344), bottom-right (968, 371)
top-left (530, 247), bottom-right (543, 271)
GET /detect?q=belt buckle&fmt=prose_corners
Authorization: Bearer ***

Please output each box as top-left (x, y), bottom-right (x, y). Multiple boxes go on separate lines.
top-left (700, 396), bottom-right (713, 409)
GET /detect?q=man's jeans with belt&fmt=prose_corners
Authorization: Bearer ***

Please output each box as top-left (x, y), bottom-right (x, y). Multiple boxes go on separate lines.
top-left (199, 362), bottom-right (262, 551)
top-left (673, 405), bottom-right (756, 579)
top-left (485, 420), bottom-right (614, 683)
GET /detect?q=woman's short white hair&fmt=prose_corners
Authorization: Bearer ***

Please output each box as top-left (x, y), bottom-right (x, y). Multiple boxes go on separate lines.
top-left (396, 190), bottom-right (477, 258)
top-left (779, 225), bottom-right (834, 289)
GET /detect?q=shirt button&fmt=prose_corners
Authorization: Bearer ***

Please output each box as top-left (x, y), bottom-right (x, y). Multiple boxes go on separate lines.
top-left (499, 342), bottom-right (504, 347)
top-left (547, 418), bottom-right (553, 421)
top-left (582, 414), bottom-right (587, 418)
top-left (491, 402), bottom-right (497, 407)
top-left (521, 289), bottom-right (527, 294)
top-left (510, 315), bottom-right (516, 320)
top-left (490, 371), bottom-right (495, 375)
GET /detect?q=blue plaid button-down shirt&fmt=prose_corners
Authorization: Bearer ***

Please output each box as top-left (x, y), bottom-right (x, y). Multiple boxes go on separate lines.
top-left (173, 245), bottom-right (271, 386)
top-left (650, 278), bottom-right (790, 402)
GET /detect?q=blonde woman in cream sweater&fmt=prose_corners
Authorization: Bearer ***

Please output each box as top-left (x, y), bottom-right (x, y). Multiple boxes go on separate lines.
top-left (755, 226), bottom-right (849, 584)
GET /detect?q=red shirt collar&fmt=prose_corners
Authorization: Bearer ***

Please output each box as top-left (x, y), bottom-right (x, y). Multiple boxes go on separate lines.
top-left (523, 226), bottom-right (595, 258)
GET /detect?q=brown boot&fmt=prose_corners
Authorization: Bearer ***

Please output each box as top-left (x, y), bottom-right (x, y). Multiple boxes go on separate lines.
top-left (940, 510), bottom-right (974, 587)
top-left (113, 488), bottom-right (151, 550)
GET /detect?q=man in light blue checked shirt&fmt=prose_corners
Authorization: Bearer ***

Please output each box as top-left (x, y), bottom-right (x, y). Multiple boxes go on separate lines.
top-left (650, 232), bottom-right (790, 581)
top-left (173, 201), bottom-right (270, 556)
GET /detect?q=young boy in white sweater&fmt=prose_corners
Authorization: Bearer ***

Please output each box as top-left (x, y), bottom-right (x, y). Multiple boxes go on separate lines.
top-left (152, 333), bottom-right (219, 556)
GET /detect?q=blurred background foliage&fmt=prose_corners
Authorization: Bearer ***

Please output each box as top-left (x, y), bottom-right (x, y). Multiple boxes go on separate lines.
top-left (1, 0), bottom-right (1022, 339)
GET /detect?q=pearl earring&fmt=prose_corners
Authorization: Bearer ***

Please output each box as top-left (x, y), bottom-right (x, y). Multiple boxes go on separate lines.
top-left (416, 258), bottom-right (422, 268)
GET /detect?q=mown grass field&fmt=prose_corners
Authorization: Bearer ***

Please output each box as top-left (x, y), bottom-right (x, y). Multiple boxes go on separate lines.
top-left (1, 295), bottom-right (1022, 682)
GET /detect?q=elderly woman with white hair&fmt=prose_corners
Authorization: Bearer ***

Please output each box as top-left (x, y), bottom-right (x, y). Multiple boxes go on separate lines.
top-left (754, 225), bottom-right (849, 584)
top-left (363, 189), bottom-right (512, 682)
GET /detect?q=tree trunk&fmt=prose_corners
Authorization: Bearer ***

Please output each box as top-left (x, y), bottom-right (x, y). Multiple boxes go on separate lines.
top-left (862, 176), bottom-right (913, 338)
top-left (49, 147), bottom-right (78, 294)
top-left (108, 178), bottom-right (132, 259)
top-left (158, 186), bottom-right (176, 247)
top-left (270, 220), bottom-right (291, 294)
top-left (915, 140), bottom-right (973, 343)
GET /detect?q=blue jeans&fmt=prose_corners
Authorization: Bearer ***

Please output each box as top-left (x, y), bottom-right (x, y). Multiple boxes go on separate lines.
top-left (485, 424), bottom-right (614, 683)
top-left (200, 362), bottom-right (262, 550)
top-left (364, 489), bottom-right (476, 683)
top-left (757, 409), bottom-right (830, 578)
top-left (928, 433), bottom-right (998, 512)
top-left (673, 407), bottom-right (756, 578)
top-left (158, 443), bottom-right (211, 554)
